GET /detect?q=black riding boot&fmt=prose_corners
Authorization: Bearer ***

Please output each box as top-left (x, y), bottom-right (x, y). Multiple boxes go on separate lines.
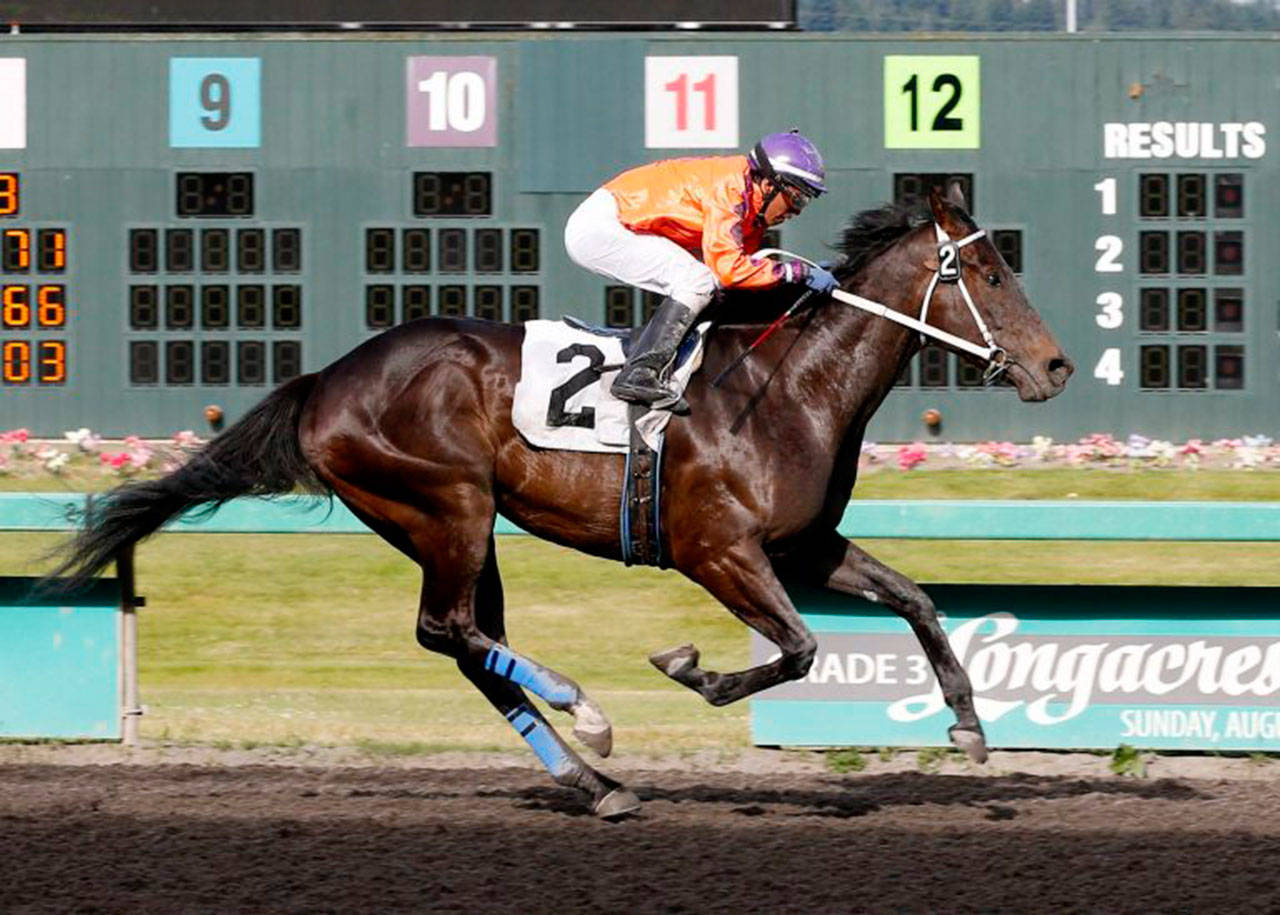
top-left (610, 297), bottom-right (697, 406)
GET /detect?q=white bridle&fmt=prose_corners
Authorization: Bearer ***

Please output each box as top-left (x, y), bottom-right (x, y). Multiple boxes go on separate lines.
top-left (756, 225), bottom-right (1011, 385)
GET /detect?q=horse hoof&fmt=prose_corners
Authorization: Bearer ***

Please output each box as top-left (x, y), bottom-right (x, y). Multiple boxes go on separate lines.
top-left (572, 700), bottom-right (613, 758)
top-left (594, 787), bottom-right (641, 820)
top-left (949, 727), bottom-right (989, 764)
top-left (649, 643), bottom-right (700, 679)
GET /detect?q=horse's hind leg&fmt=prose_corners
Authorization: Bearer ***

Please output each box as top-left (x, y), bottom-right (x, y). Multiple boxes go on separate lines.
top-left (778, 531), bottom-right (988, 763)
top-left (650, 540), bottom-right (818, 706)
top-left (458, 540), bottom-right (640, 818)
top-left (402, 503), bottom-right (623, 803)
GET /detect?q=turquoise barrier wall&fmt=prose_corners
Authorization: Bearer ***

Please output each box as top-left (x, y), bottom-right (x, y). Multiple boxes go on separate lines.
top-left (0, 577), bottom-right (122, 739)
top-left (6, 492), bottom-right (1280, 539)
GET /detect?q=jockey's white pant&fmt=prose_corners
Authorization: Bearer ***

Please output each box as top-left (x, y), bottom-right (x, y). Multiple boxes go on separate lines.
top-left (564, 188), bottom-right (717, 313)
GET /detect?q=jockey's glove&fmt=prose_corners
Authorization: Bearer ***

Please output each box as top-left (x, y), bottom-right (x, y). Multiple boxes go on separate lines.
top-left (801, 264), bottom-right (838, 295)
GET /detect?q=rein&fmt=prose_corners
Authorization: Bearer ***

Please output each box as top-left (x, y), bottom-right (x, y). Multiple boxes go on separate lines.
top-left (754, 228), bottom-right (1011, 385)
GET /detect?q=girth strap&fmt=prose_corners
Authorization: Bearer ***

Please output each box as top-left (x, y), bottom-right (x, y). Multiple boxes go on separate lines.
top-left (620, 403), bottom-right (664, 567)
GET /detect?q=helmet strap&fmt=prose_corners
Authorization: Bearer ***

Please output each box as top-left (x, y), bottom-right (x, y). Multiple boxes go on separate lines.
top-left (751, 142), bottom-right (778, 182)
top-left (755, 184), bottom-right (783, 228)
top-left (750, 142), bottom-right (797, 227)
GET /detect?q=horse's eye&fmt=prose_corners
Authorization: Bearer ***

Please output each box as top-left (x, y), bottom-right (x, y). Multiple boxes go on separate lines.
top-left (986, 272), bottom-right (1002, 287)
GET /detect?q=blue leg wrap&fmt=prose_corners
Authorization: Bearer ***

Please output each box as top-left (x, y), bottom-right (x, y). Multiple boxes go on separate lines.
top-left (484, 643), bottom-right (578, 706)
top-left (505, 704), bottom-right (575, 779)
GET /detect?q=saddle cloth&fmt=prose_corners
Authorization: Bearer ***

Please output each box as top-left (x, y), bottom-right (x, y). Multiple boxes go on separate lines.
top-left (512, 318), bottom-right (709, 454)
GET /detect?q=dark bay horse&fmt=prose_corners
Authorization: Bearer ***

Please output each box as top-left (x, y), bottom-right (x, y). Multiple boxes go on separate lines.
top-left (53, 187), bottom-right (1072, 817)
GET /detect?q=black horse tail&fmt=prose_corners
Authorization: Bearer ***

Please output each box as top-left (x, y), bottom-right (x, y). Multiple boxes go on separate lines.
top-left (48, 373), bottom-right (327, 589)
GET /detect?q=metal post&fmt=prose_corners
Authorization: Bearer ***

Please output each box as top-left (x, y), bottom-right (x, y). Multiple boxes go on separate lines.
top-left (1066, 0), bottom-right (1077, 32)
top-left (115, 545), bottom-right (143, 747)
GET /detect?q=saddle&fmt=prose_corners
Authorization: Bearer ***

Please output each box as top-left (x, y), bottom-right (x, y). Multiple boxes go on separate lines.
top-left (512, 318), bottom-right (710, 568)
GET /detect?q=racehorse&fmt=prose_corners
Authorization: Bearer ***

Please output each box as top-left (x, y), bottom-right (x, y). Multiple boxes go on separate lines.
top-left (51, 186), bottom-right (1072, 818)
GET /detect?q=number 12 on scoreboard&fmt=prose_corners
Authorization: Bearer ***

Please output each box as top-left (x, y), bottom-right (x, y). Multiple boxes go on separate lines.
top-left (645, 57), bottom-right (738, 149)
top-left (883, 56), bottom-right (980, 149)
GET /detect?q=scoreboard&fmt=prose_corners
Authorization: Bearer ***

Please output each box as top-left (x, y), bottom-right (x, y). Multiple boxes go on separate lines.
top-left (1, 33), bottom-right (1277, 441)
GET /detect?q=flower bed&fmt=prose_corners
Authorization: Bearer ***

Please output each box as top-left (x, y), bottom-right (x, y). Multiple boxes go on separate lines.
top-left (3, 428), bottom-right (1280, 482)
top-left (867, 433), bottom-right (1280, 472)
top-left (0, 428), bottom-right (204, 480)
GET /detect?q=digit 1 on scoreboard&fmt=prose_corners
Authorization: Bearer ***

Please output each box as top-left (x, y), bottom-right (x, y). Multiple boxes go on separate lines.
top-left (1093, 176), bottom-right (1124, 386)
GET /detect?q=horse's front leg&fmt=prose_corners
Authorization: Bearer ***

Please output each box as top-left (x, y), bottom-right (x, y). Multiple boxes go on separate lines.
top-left (651, 540), bottom-right (817, 706)
top-left (776, 530), bottom-right (988, 763)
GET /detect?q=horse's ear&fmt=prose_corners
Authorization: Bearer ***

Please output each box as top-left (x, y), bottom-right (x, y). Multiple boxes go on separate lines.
top-left (928, 186), bottom-right (967, 237)
top-left (945, 179), bottom-right (966, 210)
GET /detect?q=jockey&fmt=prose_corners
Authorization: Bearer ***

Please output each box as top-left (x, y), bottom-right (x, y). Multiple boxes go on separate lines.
top-left (564, 129), bottom-right (836, 408)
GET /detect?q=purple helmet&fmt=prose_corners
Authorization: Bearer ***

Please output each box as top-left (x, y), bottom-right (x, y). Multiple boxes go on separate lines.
top-left (748, 129), bottom-right (827, 196)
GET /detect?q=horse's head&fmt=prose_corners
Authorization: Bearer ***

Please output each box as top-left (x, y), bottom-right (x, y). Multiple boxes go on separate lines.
top-left (917, 184), bottom-right (1073, 402)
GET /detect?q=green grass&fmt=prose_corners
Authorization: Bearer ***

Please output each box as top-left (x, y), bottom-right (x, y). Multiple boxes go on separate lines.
top-left (3, 467), bottom-right (1278, 754)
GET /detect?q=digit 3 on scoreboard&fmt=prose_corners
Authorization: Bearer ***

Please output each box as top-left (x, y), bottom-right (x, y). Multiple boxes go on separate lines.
top-left (0, 172), bottom-right (69, 387)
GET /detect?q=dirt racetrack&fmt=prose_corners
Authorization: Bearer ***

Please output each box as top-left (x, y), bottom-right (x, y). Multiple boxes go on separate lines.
top-left (2, 746), bottom-right (1279, 915)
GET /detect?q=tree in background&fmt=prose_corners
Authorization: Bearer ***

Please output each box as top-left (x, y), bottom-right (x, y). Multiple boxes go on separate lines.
top-left (798, 0), bottom-right (1280, 31)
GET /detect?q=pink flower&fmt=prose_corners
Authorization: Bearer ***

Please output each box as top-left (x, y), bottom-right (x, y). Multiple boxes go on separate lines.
top-left (99, 451), bottom-right (131, 470)
top-left (897, 442), bottom-right (927, 471)
top-left (1, 428), bottom-right (30, 444)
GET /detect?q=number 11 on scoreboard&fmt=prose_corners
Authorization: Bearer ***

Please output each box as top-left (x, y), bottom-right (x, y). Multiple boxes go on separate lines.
top-left (645, 57), bottom-right (738, 149)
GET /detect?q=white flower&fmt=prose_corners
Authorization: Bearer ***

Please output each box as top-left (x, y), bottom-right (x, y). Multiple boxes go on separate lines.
top-left (64, 427), bottom-right (101, 451)
top-left (1234, 447), bottom-right (1263, 469)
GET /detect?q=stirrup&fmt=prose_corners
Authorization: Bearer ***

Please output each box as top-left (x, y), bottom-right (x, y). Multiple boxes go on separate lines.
top-left (611, 369), bottom-right (666, 404)
top-left (660, 396), bottom-right (691, 416)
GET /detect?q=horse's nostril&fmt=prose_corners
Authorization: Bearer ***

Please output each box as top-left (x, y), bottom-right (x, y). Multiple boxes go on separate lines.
top-left (1048, 355), bottom-right (1075, 382)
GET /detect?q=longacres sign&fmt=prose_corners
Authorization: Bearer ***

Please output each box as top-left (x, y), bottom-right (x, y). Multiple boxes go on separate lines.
top-left (753, 583), bottom-right (1280, 751)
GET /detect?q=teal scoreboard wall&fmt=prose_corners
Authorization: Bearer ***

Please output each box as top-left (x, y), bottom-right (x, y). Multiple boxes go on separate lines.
top-left (1, 33), bottom-right (1276, 440)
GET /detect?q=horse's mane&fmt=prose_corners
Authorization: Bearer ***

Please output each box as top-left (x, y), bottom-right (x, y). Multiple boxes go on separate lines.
top-left (706, 198), bottom-right (938, 327)
top-left (832, 198), bottom-right (935, 278)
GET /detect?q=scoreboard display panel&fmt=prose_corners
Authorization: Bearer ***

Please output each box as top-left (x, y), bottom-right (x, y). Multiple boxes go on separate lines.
top-left (1, 34), bottom-right (1276, 440)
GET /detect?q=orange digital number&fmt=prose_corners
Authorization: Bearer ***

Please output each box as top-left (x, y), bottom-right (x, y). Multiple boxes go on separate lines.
top-left (37, 285), bottom-right (65, 327)
top-left (1, 284), bottom-right (29, 328)
top-left (2, 340), bottom-right (30, 384)
top-left (37, 340), bottom-right (66, 384)
top-left (39, 229), bottom-right (66, 272)
top-left (0, 174), bottom-right (17, 217)
top-left (3, 228), bottom-right (30, 271)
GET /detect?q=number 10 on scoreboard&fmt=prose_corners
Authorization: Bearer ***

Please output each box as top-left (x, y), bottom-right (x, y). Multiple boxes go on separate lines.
top-left (645, 57), bottom-right (738, 149)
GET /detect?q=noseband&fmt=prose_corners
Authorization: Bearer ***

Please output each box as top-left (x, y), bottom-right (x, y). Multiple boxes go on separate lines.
top-left (918, 223), bottom-right (1009, 385)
